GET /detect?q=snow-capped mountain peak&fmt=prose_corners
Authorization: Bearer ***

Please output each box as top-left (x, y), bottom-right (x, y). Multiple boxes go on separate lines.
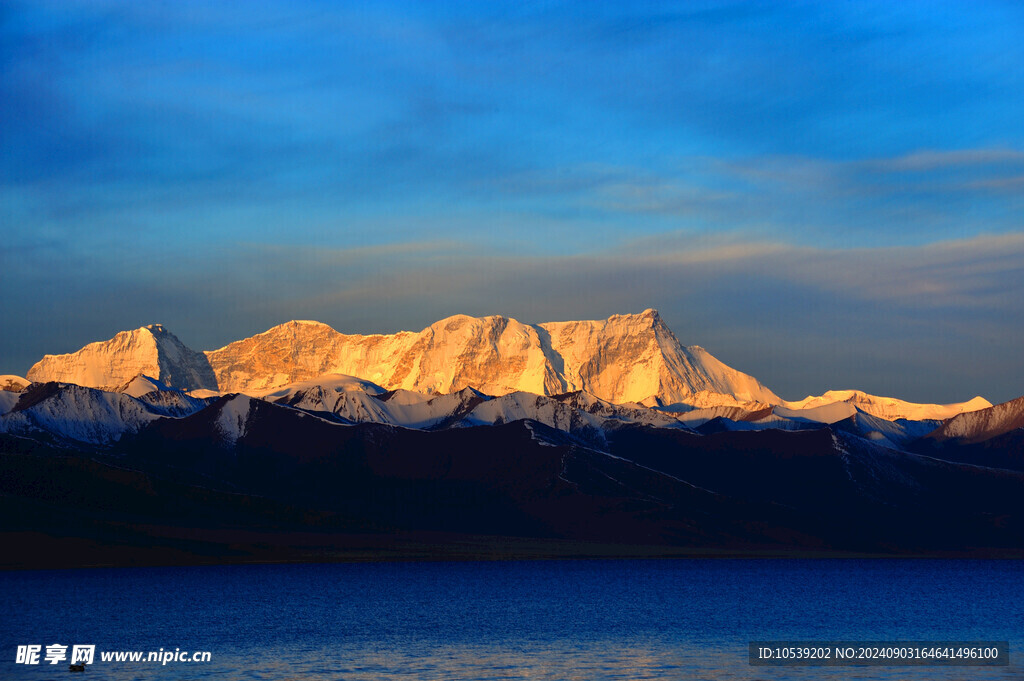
top-left (21, 313), bottom-right (996, 420)
top-left (202, 310), bottom-right (780, 405)
top-left (114, 374), bottom-right (172, 398)
top-left (0, 375), bottom-right (29, 392)
top-left (27, 325), bottom-right (217, 392)
top-left (783, 390), bottom-right (991, 422)
top-left (214, 394), bottom-right (255, 445)
top-left (928, 395), bottom-right (1024, 444)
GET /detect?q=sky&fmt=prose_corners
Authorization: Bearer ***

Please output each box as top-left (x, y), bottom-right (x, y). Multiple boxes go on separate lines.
top-left (2, 0), bottom-right (1023, 403)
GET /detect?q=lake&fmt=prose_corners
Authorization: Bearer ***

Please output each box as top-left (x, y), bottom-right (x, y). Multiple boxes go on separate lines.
top-left (1, 559), bottom-right (1020, 680)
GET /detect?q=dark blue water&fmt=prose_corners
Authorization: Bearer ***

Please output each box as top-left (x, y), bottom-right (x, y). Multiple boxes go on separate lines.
top-left (1, 559), bottom-right (1021, 680)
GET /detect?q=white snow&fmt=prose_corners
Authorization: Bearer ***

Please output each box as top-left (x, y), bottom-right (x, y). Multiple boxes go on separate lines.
top-left (189, 389), bottom-right (221, 399)
top-left (115, 374), bottom-right (170, 398)
top-left (0, 390), bottom-right (19, 415)
top-left (203, 310), bottom-right (781, 407)
top-left (930, 395), bottom-right (1024, 443)
top-left (464, 392), bottom-right (594, 431)
top-left (26, 325), bottom-right (217, 391)
top-left (774, 401), bottom-right (858, 424)
top-left (214, 395), bottom-right (254, 445)
top-left (253, 376), bottom-right (685, 435)
top-left (258, 373), bottom-right (387, 401)
top-left (0, 384), bottom-right (164, 444)
top-left (22, 313), bottom-right (1000, 434)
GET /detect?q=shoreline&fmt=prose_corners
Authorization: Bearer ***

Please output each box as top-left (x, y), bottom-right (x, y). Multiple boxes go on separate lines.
top-left (5, 530), bottom-right (1023, 571)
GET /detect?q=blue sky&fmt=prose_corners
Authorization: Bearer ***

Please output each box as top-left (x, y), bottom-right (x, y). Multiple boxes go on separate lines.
top-left (2, 0), bottom-right (1023, 402)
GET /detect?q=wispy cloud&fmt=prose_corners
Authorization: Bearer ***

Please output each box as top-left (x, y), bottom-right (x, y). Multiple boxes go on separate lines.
top-left (963, 175), bottom-right (1024, 193)
top-left (863, 148), bottom-right (1024, 172)
top-left (462, 148), bottom-right (1024, 246)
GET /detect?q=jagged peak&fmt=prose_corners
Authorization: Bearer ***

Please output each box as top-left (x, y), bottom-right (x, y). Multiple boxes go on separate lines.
top-left (929, 393), bottom-right (1024, 444)
top-left (549, 389), bottom-right (612, 408)
top-left (610, 307), bottom-right (659, 318)
top-left (434, 385), bottom-right (490, 404)
top-left (26, 324), bottom-right (217, 392)
top-left (27, 309), bottom-right (771, 405)
top-left (453, 385), bottom-right (488, 398)
top-left (34, 325), bottom-right (158, 361)
top-left (12, 380), bottom-right (101, 412)
top-left (557, 308), bottom-right (663, 325)
top-left (639, 307), bottom-right (662, 323)
top-left (415, 310), bottom-right (666, 333)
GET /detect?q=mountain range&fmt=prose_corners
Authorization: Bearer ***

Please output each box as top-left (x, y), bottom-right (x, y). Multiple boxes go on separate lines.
top-left (3, 311), bottom-right (1022, 567)
top-left (22, 311), bottom-right (988, 419)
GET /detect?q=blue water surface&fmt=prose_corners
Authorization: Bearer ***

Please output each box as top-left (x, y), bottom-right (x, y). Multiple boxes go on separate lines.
top-left (1, 559), bottom-right (1021, 680)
